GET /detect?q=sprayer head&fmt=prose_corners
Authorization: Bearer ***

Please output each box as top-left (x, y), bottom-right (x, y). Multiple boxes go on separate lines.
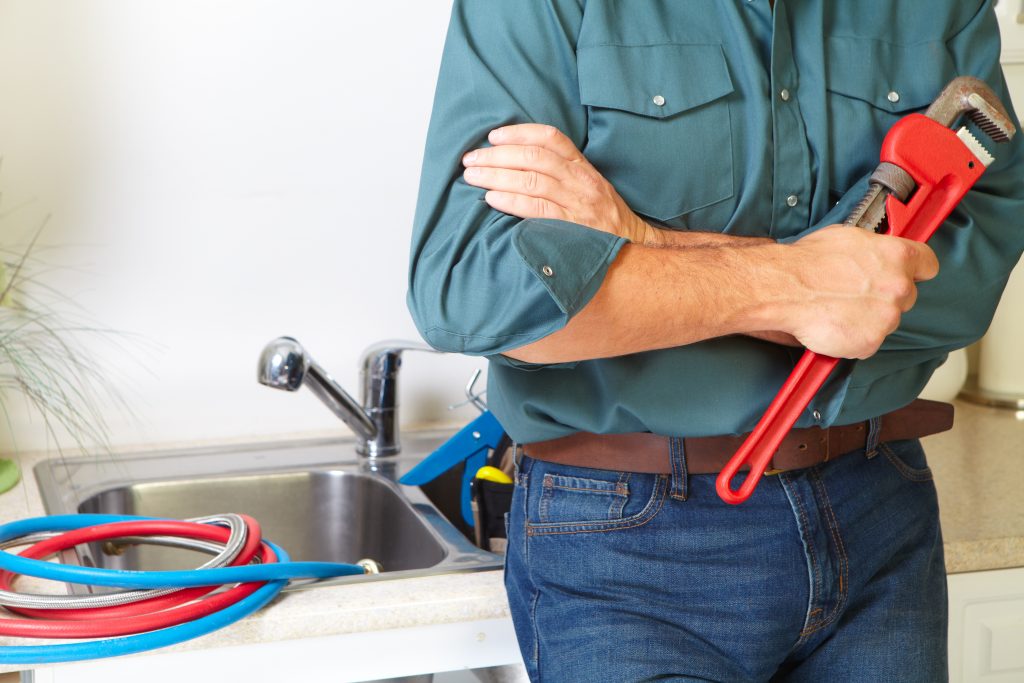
top-left (257, 337), bottom-right (307, 391)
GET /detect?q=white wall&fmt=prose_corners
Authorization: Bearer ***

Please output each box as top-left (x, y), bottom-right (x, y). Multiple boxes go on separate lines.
top-left (1, 3), bottom-right (1022, 454)
top-left (0, 0), bottom-right (487, 452)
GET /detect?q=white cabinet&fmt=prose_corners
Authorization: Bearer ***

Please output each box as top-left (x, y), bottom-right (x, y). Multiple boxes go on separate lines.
top-left (997, 0), bottom-right (1024, 64)
top-left (949, 567), bottom-right (1024, 682)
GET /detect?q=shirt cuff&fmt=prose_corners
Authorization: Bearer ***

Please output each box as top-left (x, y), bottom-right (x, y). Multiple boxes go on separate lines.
top-left (512, 218), bottom-right (627, 317)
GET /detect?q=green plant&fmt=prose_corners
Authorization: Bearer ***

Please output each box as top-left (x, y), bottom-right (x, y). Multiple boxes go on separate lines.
top-left (0, 204), bottom-right (127, 456)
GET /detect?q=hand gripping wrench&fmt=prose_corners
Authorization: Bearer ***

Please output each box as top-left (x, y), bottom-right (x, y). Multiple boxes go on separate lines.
top-left (716, 76), bottom-right (1017, 505)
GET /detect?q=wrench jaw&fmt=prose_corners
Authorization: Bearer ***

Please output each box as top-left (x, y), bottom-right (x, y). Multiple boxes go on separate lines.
top-left (956, 127), bottom-right (996, 168)
top-left (966, 92), bottom-right (1016, 144)
top-left (848, 77), bottom-right (1015, 234)
top-left (925, 76), bottom-right (1018, 144)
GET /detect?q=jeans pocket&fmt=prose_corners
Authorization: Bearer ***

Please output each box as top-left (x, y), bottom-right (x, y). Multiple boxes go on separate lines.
top-left (538, 472), bottom-right (630, 523)
top-left (523, 457), bottom-right (667, 536)
top-left (880, 439), bottom-right (933, 483)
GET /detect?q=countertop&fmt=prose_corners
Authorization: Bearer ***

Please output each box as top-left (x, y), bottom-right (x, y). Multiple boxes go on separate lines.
top-left (0, 398), bottom-right (1020, 672)
top-left (926, 399), bottom-right (1024, 573)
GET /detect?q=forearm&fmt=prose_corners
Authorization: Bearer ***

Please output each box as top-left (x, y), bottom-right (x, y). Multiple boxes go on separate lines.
top-left (503, 225), bottom-right (937, 364)
top-left (641, 226), bottom-right (774, 249)
top-left (639, 229), bottom-right (799, 346)
top-left (504, 239), bottom-right (788, 363)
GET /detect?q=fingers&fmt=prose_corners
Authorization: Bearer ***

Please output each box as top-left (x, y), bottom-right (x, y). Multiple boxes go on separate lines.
top-left (899, 282), bottom-right (919, 312)
top-left (902, 239), bottom-right (940, 282)
top-left (463, 144), bottom-right (573, 182)
top-left (483, 191), bottom-right (571, 222)
top-left (463, 165), bottom-right (563, 203)
top-left (487, 124), bottom-right (583, 161)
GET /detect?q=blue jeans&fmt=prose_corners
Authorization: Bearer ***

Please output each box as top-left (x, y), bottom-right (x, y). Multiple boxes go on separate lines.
top-left (503, 438), bottom-right (947, 682)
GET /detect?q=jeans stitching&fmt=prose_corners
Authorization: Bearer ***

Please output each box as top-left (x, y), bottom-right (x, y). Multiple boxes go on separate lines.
top-left (799, 469), bottom-right (850, 638)
top-left (865, 416), bottom-right (882, 458)
top-left (785, 474), bottom-right (822, 648)
top-left (669, 437), bottom-right (688, 502)
top-left (546, 484), bottom-right (630, 495)
top-left (529, 588), bottom-right (541, 676)
top-left (526, 475), bottom-right (668, 536)
top-left (538, 474), bottom-right (632, 523)
top-left (539, 474), bottom-right (551, 522)
top-left (881, 442), bottom-right (933, 482)
top-left (608, 471), bottom-right (631, 518)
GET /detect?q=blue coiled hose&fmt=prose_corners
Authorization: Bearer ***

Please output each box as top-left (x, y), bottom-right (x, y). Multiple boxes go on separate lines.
top-left (0, 515), bottom-right (366, 664)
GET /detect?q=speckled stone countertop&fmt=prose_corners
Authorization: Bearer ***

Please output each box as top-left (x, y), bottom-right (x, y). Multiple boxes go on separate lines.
top-left (927, 399), bottom-right (1024, 574)
top-left (0, 399), bottom-right (1018, 670)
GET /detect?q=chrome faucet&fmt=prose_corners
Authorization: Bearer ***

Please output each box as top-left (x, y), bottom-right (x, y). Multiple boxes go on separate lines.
top-left (257, 337), bottom-right (437, 458)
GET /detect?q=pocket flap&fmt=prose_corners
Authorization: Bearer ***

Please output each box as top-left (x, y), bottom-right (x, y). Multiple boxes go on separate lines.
top-left (826, 36), bottom-right (957, 113)
top-left (577, 43), bottom-right (735, 118)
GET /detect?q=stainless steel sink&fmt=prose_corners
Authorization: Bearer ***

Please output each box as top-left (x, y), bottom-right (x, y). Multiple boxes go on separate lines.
top-left (34, 431), bottom-right (503, 587)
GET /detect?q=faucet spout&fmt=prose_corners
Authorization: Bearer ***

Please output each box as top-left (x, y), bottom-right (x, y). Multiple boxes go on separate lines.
top-left (258, 337), bottom-right (377, 444)
top-left (258, 336), bottom-right (439, 458)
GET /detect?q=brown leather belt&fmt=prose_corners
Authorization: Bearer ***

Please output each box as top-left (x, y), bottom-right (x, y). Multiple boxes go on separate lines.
top-left (522, 399), bottom-right (954, 475)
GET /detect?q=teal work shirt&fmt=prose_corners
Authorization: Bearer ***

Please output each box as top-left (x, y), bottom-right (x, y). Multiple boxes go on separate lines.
top-left (407, 0), bottom-right (1024, 443)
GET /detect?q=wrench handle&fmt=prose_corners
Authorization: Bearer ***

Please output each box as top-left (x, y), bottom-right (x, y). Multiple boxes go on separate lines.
top-left (715, 352), bottom-right (839, 504)
top-left (715, 114), bottom-right (988, 505)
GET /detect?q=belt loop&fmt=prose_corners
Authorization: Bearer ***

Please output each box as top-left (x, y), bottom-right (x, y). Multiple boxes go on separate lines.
top-left (669, 437), bottom-right (688, 501)
top-left (512, 442), bottom-right (524, 479)
top-left (865, 417), bottom-right (882, 459)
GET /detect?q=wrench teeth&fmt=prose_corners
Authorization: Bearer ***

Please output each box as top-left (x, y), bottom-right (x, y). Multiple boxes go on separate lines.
top-left (969, 110), bottom-right (1012, 143)
top-left (956, 127), bottom-right (995, 168)
top-left (845, 184), bottom-right (887, 232)
top-left (965, 93), bottom-right (1015, 143)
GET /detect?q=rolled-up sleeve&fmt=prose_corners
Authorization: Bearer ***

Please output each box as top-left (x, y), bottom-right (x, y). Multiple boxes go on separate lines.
top-left (813, 1), bottom-right (1024, 424)
top-left (407, 0), bottom-right (626, 357)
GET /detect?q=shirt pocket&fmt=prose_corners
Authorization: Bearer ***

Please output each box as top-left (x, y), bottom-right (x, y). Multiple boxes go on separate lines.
top-left (825, 36), bottom-right (958, 193)
top-left (576, 43), bottom-right (736, 223)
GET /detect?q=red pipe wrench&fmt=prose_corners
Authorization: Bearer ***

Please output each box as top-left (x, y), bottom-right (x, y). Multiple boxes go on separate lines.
top-left (716, 77), bottom-right (1017, 505)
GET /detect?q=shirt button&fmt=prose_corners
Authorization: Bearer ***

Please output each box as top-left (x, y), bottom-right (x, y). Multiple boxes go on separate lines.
top-left (541, 265), bottom-right (555, 277)
top-left (652, 94), bottom-right (666, 107)
top-left (812, 409), bottom-right (822, 422)
top-left (780, 89), bottom-right (791, 102)
top-left (786, 194), bottom-right (799, 207)
top-left (887, 91), bottom-right (901, 104)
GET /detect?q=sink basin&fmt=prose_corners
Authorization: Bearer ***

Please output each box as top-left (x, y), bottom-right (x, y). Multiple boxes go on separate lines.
top-left (78, 471), bottom-right (447, 572)
top-left (34, 432), bottom-right (503, 586)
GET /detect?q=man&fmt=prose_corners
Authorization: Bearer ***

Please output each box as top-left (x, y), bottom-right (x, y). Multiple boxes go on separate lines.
top-left (408, 1), bottom-right (1023, 680)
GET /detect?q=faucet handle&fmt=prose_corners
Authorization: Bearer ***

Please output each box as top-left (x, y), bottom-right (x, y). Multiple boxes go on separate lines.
top-left (358, 339), bottom-right (442, 458)
top-left (358, 339), bottom-right (439, 372)
top-left (359, 339), bottom-right (441, 398)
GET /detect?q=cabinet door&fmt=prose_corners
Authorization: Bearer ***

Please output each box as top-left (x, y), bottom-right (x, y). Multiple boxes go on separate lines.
top-left (949, 567), bottom-right (1024, 682)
